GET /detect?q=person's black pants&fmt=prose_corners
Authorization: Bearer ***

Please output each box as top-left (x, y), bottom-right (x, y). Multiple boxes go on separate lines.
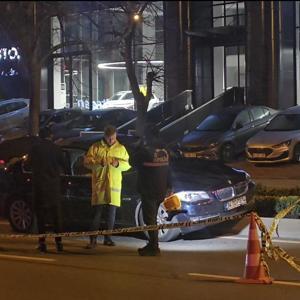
top-left (90, 204), bottom-right (117, 241)
top-left (141, 193), bottom-right (165, 249)
top-left (36, 204), bottom-right (63, 245)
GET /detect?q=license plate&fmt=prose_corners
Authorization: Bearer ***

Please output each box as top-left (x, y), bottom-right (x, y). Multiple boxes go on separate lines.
top-left (252, 153), bottom-right (266, 158)
top-left (224, 196), bottom-right (247, 211)
top-left (183, 152), bottom-right (197, 158)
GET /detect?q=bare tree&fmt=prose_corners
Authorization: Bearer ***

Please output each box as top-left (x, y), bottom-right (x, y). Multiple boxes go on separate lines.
top-left (0, 1), bottom-right (163, 137)
top-left (82, 1), bottom-right (164, 136)
top-left (0, 1), bottom-right (87, 136)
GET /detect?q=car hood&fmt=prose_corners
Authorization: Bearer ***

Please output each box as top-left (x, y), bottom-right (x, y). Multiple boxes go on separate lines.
top-left (247, 130), bottom-right (300, 146)
top-left (171, 158), bottom-right (247, 192)
top-left (181, 130), bottom-right (224, 148)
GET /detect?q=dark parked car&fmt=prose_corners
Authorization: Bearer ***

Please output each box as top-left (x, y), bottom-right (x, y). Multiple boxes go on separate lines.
top-left (0, 108), bottom-right (83, 143)
top-left (179, 105), bottom-right (278, 162)
top-left (39, 108), bottom-right (83, 129)
top-left (0, 134), bottom-right (255, 241)
top-left (51, 108), bottom-right (137, 141)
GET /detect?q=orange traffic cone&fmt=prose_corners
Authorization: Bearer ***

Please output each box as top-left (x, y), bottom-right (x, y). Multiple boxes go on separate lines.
top-left (236, 213), bottom-right (273, 284)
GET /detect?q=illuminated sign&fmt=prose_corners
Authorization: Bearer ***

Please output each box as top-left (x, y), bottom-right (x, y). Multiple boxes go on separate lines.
top-left (0, 46), bottom-right (21, 77)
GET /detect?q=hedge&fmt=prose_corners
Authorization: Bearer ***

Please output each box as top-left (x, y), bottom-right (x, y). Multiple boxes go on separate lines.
top-left (253, 184), bottom-right (300, 219)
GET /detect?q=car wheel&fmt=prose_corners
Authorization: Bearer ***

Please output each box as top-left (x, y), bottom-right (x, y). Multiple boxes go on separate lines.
top-left (293, 144), bottom-right (300, 162)
top-left (135, 202), bottom-right (181, 242)
top-left (8, 198), bottom-right (34, 233)
top-left (220, 143), bottom-right (235, 162)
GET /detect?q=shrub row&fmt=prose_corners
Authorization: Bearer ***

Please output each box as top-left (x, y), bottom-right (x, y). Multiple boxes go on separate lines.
top-left (253, 184), bottom-right (300, 219)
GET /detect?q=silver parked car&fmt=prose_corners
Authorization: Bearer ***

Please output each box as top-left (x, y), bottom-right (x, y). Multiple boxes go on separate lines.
top-left (0, 98), bottom-right (29, 135)
top-left (246, 105), bottom-right (300, 163)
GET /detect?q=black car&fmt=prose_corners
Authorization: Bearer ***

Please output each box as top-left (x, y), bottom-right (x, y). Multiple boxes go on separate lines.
top-left (51, 108), bottom-right (137, 141)
top-left (179, 105), bottom-right (278, 162)
top-left (1, 135), bottom-right (255, 242)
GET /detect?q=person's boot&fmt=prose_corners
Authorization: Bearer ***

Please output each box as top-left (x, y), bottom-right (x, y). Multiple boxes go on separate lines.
top-left (56, 241), bottom-right (64, 252)
top-left (37, 242), bottom-right (47, 253)
top-left (85, 236), bottom-right (97, 249)
top-left (138, 243), bottom-right (160, 256)
top-left (103, 236), bottom-right (115, 246)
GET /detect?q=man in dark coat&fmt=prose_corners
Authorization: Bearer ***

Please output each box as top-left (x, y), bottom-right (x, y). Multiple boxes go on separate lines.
top-left (29, 127), bottom-right (66, 253)
top-left (129, 127), bottom-right (172, 256)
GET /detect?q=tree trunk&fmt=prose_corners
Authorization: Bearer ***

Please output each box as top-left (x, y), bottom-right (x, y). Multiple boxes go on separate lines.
top-left (29, 58), bottom-right (41, 136)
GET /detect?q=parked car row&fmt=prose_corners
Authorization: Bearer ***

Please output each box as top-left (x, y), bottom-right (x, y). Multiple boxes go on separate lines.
top-left (178, 105), bottom-right (278, 162)
top-left (0, 107), bottom-right (137, 143)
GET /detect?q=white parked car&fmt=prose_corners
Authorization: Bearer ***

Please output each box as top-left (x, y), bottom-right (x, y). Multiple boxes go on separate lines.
top-left (246, 105), bottom-right (300, 163)
top-left (101, 90), bottom-right (162, 111)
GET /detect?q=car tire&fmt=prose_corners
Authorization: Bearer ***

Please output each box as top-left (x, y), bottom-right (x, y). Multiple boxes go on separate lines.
top-left (135, 201), bottom-right (181, 242)
top-left (8, 198), bottom-right (34, 233)
top-left (293, 144), bottom-right (300, 162)
top-left (220, 143), bottom-right (235, 163)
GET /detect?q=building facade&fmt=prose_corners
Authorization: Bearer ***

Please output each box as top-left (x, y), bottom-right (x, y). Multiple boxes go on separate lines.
top-left (0, 1), bottom-right (299, 112)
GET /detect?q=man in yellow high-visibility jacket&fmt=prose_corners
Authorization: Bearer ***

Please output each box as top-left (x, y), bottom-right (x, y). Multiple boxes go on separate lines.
top-left (84, 125), bottom-right (131, 248)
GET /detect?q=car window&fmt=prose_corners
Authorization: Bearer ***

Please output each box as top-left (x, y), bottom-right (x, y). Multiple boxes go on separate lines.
top-left (68, 149), bottom-right (91, 176)
top-left (0, 104), bottom-right (8, 115)
top-left (234, 110), bottom-right (251, 126)
top-left (262, 107), bottom-right (271, 117)
top-left (265, 114), bottom-right (300, 131)
top-left (196, 114), bottom-right (236, 131)
top-left (250, 107), bottom-right (265, 120)
top-left (123, 92), bottom-right (133, 100)
top-left (22, 151), bottom-right (70, 175)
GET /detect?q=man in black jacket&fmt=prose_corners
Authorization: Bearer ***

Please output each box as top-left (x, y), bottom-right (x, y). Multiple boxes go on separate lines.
top-left (130, 127), bottom-right (172, 256)
top-left (29, 127), bottom-right (66, 253)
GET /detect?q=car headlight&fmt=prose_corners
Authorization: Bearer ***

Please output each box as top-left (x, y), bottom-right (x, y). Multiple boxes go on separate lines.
top-left (272, 139), bottom-right (292, 148)
top-left (176, 191), bottom-right (210, 202)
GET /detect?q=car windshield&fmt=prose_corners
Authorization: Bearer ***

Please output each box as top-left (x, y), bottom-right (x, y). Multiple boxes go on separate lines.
top-left (196, 114), bottom-right (236, 131)
top-left (265, 114), bottom-right (300, 131)
top-left (110, 93), bottom-right (124, 101)
top-left (70, 114), bottom-right (102, 128)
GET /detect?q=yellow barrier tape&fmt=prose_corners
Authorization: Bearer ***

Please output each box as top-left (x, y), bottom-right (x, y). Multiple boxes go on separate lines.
top-left (0, 211), bottom-right (247, 240)
top-left (253, 212), bottom-right (300, 273)
top-left (269, 197), bottom-right (300, 239)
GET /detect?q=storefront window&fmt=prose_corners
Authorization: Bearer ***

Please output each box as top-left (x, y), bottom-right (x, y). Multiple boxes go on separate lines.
top-left (51, 2), bottom-right (164, 111)
top-left (213, 1), bottom-right (245, 28)
top-left (213, 45), bottom-right (245, 97)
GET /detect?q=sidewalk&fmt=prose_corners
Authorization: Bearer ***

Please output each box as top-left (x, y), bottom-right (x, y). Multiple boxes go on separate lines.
top-left (236, 217), bottom-right (300, 240)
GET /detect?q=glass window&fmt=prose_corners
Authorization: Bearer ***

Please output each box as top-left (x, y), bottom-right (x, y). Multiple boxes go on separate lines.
top-left (265, 114), bottom-right (300, 131)
top-left (234, 110), bottom-right (251, 126)
top-left (213, 1), bottom-right (245, 28)
top-left (196, 114), bottom-right (236, 131)
top-left (251, 107), bottom-right (264, 120)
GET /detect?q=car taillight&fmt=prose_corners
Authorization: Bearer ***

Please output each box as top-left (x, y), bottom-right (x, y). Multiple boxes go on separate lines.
top-left (0, 159), bottom-right (5, 165)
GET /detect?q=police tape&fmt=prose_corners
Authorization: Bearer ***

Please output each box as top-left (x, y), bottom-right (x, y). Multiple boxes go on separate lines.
top-left (0, 212), bottom-right (248, 239)
top-left (253, 208), bottom-right (300, 273)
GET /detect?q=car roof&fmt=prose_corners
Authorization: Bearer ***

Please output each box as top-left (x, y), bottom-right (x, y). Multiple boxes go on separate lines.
top-left (0, 98), bottom-right (30, 105)
top-left (57, 133), bottom-right (139, 151)
top-left (280, 105), bottom-right (300, 115)
top-left (40, 108), bottom-right (81, 115)
top-left (82, 108), bottom-right (136, 115)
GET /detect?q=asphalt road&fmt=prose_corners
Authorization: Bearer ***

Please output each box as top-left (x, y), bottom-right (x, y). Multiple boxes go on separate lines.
top-left (0, 217), bottom-right (300, 300)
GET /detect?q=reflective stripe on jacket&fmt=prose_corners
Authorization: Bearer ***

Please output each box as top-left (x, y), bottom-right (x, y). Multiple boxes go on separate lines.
top-left (84, 139), bottom-right (131, 207)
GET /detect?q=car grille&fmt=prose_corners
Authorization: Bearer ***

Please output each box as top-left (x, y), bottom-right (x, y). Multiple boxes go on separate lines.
top-left (247, 147), bottom-right (273, 156)
top-left (215, 181), bottom-right (248, 201)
